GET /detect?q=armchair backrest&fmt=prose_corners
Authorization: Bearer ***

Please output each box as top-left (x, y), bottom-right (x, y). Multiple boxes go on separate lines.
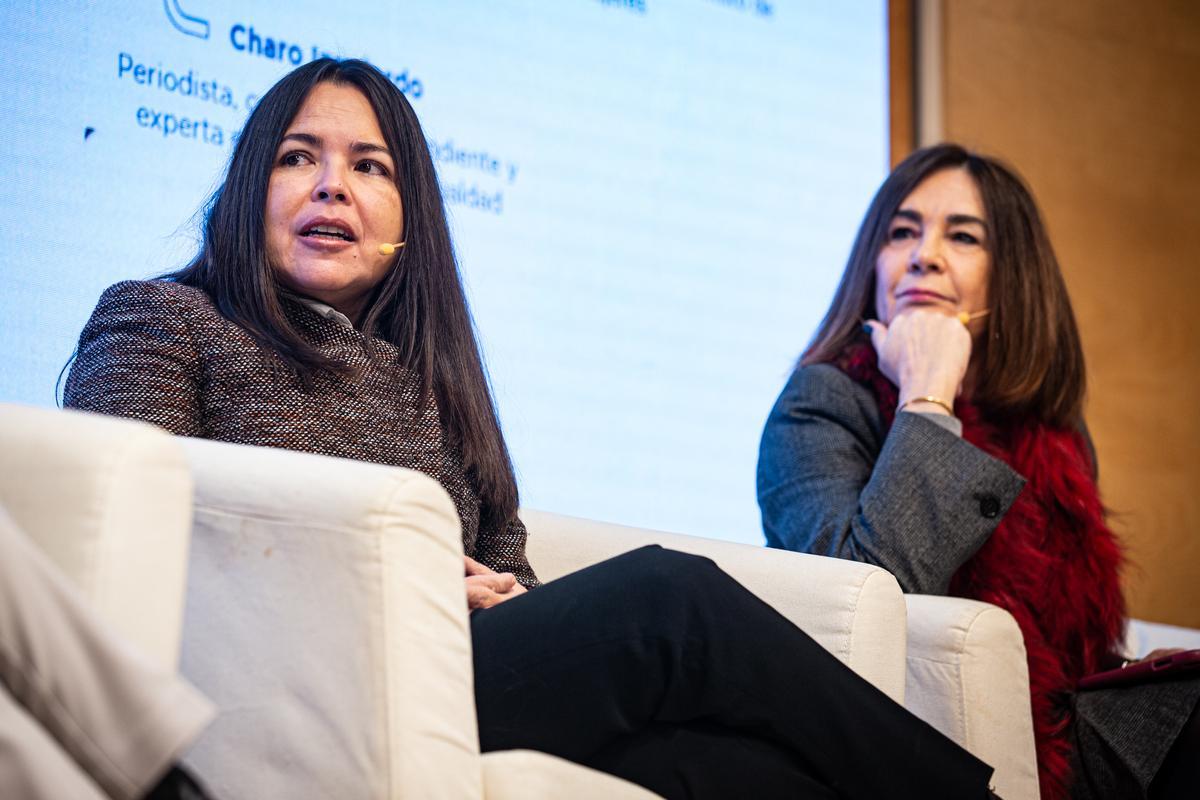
top-left (0, 403), bottom-right (192, 673)
top-left (905, 594), bottom-right (1040, 800)
top-left (176, 436), bottom-right (481, 800)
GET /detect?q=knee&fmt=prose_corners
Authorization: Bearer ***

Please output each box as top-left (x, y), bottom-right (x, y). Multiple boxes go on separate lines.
top-left (614, 545), bottom-right (729, 602)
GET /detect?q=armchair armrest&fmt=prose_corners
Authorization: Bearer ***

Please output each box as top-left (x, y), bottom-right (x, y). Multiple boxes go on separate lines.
top-left (521, 509), bottom-right (906, 703)
top-left (0, 403), bottom-right (192, 673)
top-left (177, 437), bottom-right (481, 800)
top-left (905, 594), bottom-right (1040, 800)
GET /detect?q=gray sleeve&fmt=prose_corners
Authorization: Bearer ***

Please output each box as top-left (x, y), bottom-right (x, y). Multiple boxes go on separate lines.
top-left (756, 364), bottom-right (1026, 595)
top-left (911, 410), bottom-right (962, 437)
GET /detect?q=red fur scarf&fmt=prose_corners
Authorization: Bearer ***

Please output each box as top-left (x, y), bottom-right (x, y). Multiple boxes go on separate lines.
top-left (836, 342), bottom-right (1126, 800)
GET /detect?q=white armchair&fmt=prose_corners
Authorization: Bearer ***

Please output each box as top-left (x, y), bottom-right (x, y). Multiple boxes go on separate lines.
top-left (175, 436), bottom-right (657, 800)
top-left (0, 404), bottom-right (652, 800)
top-left (904, 595), bottom-right (1039, 800)
top-left (902, 597), bottom-right (1200, 800)
top-left (0, 403), bottom-right (193, 673)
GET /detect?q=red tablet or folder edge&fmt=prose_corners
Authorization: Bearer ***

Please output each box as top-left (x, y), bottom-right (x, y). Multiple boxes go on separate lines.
top-left (1077, 649), bottom-right (1200, 691)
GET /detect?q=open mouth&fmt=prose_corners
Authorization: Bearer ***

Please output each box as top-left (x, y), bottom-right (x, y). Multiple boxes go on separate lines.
top-left (301, 224), bottom-right (355, 242)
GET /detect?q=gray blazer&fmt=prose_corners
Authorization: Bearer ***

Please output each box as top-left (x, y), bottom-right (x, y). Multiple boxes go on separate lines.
top-left (756, 362), bottom-right (1025, 595)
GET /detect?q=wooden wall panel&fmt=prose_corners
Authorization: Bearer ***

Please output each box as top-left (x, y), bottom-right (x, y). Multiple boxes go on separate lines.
top-left (889, 0), bottom-right (916, 166)
top-left (941, 0), bottom-right (1200, 627)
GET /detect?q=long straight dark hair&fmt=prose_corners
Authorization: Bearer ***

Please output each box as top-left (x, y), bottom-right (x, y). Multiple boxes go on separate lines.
top-left (803, 144), bottom-right (1086, 428)
top-left (169, 58), bottom-right (519, 527)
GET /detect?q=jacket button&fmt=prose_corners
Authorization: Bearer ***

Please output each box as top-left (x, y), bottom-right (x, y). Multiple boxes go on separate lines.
top-left (979, 496), bottom-right (1001, 519)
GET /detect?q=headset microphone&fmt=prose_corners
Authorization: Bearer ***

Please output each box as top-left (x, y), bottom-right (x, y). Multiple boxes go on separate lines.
top-left (378, 242), bottom-right (406, 255)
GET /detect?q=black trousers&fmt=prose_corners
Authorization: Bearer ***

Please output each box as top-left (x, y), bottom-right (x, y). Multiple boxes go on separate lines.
top-left (471, 546), bottom-right (992, 799)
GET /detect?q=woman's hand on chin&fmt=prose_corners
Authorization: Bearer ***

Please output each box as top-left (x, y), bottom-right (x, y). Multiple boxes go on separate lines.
top-left (865, 308), bottom-right (972, 413)
top-left (465, 555), bottom-right (528, 610)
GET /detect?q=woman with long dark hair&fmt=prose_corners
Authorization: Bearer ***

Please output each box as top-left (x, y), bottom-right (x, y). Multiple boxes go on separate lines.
top-left (66, 60), bottom-right (528, 583)
top-left (757, 143), bottom-right (1200, 800)
top-left (65, 60), bottom-right (998, 799)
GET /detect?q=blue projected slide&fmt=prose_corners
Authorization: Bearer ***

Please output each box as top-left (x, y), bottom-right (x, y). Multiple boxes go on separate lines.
top-left (0, 1), bottom-right (887, 544)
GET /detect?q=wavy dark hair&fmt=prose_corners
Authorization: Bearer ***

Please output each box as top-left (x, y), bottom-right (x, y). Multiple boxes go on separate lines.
top-left (803, 143), bottom-right (1085, 428)
top-left (168, 58), bottom-right (519, 527)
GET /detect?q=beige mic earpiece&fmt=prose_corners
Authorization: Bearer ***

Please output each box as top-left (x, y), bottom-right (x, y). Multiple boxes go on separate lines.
top-left (957, 309), bottom-right (990, 325)
top-left (378, 242), bottom-right (406, 255)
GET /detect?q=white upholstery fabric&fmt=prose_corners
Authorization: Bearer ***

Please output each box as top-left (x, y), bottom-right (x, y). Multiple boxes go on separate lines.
top-left (522, 509), bottom-right (907, 703)
top-left (0, 403), bottom-right (193, 673)
top-left (178, 437), bottom-right (483, 800)
top-left (904, 601), bottom-right (1200, 800)
top-left (0, 406), bottom-right (656, 798)
top-left (482, 751), bottom-right (662, 799)
top-left (905, 594), bottom-right (1040, 800)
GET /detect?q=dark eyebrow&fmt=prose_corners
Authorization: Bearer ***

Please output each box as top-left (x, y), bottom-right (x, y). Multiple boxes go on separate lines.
top-left (946, 213), bottom-right (987, 229)
top-left (280, 132), bottom-right (320, 148)
top-left (351, 141), bottom-right (392, 157)
top-left (279, 132), bottom-right (393, 159)
top-left (892, 208), bottom-right (987, 230)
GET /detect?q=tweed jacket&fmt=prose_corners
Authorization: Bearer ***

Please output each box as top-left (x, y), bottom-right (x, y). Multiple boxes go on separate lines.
top-left (756, 362), bottom-right (1026, 595)
top-left (64, 280), bottom-right (537, 586)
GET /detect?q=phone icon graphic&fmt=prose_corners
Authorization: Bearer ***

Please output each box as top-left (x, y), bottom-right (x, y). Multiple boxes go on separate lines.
top-left (164, 0), bottom-right (209, 39)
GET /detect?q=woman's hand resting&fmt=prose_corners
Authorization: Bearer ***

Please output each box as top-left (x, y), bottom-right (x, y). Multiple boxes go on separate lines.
top-left (865, 309), bottom-right (974, 413)
top-left (465, 555), bottom-right (527, 610)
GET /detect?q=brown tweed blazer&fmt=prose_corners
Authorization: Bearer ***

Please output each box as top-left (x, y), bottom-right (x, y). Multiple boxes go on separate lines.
top-left (64, 279), bottom-right (537, 586)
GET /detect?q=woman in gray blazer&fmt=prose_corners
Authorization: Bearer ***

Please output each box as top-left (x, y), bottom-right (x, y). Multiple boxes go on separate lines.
top-left (757, 144), bottom-right (1198, 800)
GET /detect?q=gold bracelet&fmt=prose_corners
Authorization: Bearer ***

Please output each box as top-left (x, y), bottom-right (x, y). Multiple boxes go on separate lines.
top-left (901, 396), bottom-right (954, 415)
